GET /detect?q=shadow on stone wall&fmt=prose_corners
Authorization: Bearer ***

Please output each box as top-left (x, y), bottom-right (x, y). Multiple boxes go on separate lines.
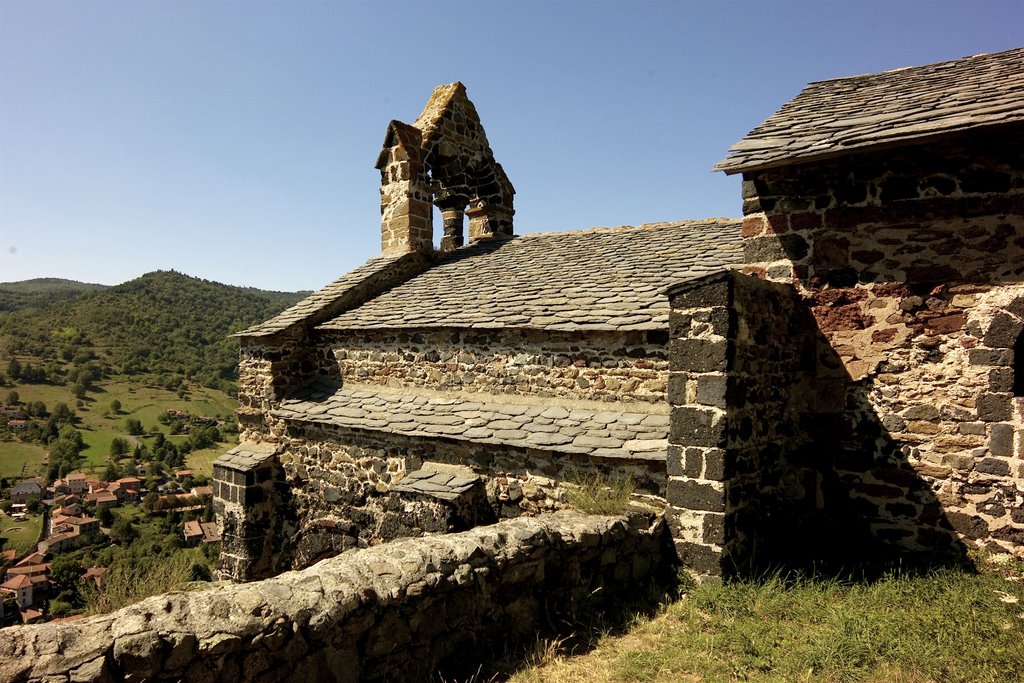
top-left (722, 274), bottom-right (974, 579)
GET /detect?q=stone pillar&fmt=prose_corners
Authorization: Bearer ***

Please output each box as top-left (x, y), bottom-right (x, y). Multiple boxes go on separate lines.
top-left (213, 444), bottom-right (282, 582)
top-left (437, 196), bottom-right (468, 252)
top-left (467, 204), bottom-right (514, 243)
top-left (666, 273), bottom-right (733, 579)
top-left (377, 122), bottom-right (433, 256)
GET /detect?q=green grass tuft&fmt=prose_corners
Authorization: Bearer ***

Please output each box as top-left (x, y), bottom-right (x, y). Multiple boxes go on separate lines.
top-left (510, 563), bottom-right (1024, 683)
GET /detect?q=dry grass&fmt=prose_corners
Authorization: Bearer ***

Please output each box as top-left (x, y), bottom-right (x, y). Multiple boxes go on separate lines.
top-left (564, 471), bottom-right (635, 515)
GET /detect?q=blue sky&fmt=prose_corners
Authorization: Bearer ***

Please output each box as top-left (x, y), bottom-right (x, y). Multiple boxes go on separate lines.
top-left (1, 0), bottom-right (1021, 292)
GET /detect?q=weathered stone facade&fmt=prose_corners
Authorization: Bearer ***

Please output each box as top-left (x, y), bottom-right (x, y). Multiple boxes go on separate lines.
top-left (0, 513), bottom-right (673, 683)
top-left (667, 48), bottom-right (1024, 575)
top-left (323, 329), bottom-right (670, 404)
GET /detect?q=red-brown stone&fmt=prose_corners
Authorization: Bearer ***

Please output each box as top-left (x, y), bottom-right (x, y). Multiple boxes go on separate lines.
top-left (765, 213), bottom-right (790, 235)
top-left (925, 313), bottom-right (966, 335)
top-left (741, 216), bottom-right (765, 238)
top-left (789, 212), bottom-right (823, 231)
top-left (871, 328), bottom-right (898, 343)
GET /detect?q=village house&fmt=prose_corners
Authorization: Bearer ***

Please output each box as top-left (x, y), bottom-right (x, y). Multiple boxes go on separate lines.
top-left (9, 480), bottom-right (43, 504)
top-left (1, 574), bottom-right (33, 610)
top-left (57, 472), bottom-right (88, 495)
top-left (183, 520), bottom-right (221, 547)
top-left (213, 49), bottom-right (1024, 582)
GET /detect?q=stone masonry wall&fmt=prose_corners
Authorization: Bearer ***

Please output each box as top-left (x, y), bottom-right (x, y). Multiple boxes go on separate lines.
top-left (236, 328), bottom-right (313, 443)
top-left (737, 126), bottom-right (1024, 556)
top-left (667, 273), bottom-right (834, 576)
top-left (266, 422), bottom-right (667, 575)
top-left (321, 328), bottom-right (670, 405)
top-left (0, 513), bottom-right (672, 683)
top-left (668, 270), bottom-right (975, 578)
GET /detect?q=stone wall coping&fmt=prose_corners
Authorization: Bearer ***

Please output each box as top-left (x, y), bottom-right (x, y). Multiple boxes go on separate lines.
top-left (272, 383), bottom-right (669, 462)
top-left (213, 443), bottom-right (279, 472)
top-left (0, 512), bottom-right (663, 683)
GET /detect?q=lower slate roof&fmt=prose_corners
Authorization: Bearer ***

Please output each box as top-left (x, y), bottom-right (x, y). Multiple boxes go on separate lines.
top-left (272, 384), bottom-right (669, 461)
top-left (716, 47), bottom-right (1024, 174)
top-left (233, 253), bottom-right (416, 338)
top-left (319, 220), bottom-right (741, 333)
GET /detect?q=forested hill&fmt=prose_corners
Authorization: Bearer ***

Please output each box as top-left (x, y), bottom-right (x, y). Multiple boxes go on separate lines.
top-left (0, 271), bottom-right (307, 393)
top-left (0, 278), bottom-right (109, 313)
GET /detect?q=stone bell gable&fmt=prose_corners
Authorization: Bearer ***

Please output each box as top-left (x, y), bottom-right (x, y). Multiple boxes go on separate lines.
top-left (669, 47), bottom-right (1024, 578)
top-left (376, 82), bottom-right (515, 254)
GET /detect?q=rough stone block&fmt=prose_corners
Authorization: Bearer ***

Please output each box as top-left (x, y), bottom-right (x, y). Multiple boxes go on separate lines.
top-left (983, 313), bottom-right (1023, 349)
top-left (976, 392), bottom-right (1012, 422)
top-left (988, 367), bottom-right (1014, 393)
top-left (670, 407), bottom-right (724, 447)
top-left (683, 448), bottom-right (703, 478)
top-left (695, 374), bottom-right (728, 408)
top-left (976, 458), bottom-right (1010, 476)
top-left (667, 445), bottom-right (684, 477)
top-left (968, 349), bottom-right (1013, 367)
top-left (675, 541), bottom-right (722, 577)
top-left (667, 479), bottom-right (725, 513)
top-left (702, 513), bottom-right (725, 545)
top-left (670, 339), bottom-right (729, 374)
top-left (743, 234), bottom-right (809, 263)
top-left (668, 275), bottom-right (731, 311)
top-left (703, 449), bottom-right (725, 481)
top-left (989, 423), bottom-right (1014, 457)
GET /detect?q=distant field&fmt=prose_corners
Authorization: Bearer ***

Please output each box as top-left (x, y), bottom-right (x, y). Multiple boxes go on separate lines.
top-left (0, 441), bottom-right (48, 479)
top-left (0, 511), bottom-right (44, 556)
top-left (3, 379), bottom-right (236, 479)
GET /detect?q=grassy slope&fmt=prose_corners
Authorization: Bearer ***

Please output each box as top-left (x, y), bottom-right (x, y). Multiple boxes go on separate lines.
top-left (0, 441), bottom-right (48, 479)
top-left (1, 379), bottom-right (237, 478)
top-left (510, 562), bottom-right (1024, 683)
top-left (0, 512), bottom-right (44, 556)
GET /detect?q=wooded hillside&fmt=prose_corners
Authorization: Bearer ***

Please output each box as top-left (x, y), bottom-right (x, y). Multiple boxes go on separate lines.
top-left (0, 271), bottom-right (306, 394)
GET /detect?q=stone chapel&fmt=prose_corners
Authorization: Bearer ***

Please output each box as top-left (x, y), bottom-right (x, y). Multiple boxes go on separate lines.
top-left (214, 48), bottom-right (1024, 581)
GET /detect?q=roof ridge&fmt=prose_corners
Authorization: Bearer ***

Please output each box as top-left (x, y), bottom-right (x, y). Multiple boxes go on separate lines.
top-left (805, 47), bottom-right (1024, 85)
top-left (508, 217), bottom-right (740, 241)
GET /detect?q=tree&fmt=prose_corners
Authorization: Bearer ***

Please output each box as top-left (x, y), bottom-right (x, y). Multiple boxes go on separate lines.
top-left (25, 498), bottom-right (41, 513)
top-left (109, 517), bottom-right (137, 545)
top-left (52, 402), bottom-right (74, 423)
top-left (72, 383), bottom-right (87, 400)
top-left (97, 505), bottom-right (114, 527)
top-left (125, 418), bottom-right (144, 436)
top-left (27, 400), bottom-right (47, 418)
top-left (5, 390), bottom-right (19, 406)
top-left (49, 556), bottom-right (85, 591)
top-left (110, 437), bottom-right (131, 458)
top-left (109, 399), bottom-right (122, 415)
top-left (6, 357), bottom-right (21, 380)
top-left (103, 461), bottom-right (121, 483)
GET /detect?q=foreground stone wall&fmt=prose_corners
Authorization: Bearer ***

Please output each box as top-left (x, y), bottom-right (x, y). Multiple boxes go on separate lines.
top-left (322, 328), bottom-right (670, 405)
top-left (732, 128), bottom-right (1024, 557)
top-left (0, 513), bottom-right (672, 683)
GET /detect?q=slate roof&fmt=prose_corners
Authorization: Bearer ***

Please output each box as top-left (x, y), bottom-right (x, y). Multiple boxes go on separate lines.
top-left (392, 470), bottom-right (480, 502)
top-left (273, 383), bottom-right (669, 461)
top-left (716, 47), bottom-right (1024, 174)
top-left (320, 220), bottom-right (741, 332)
top-left (234, 253), bottom-right (421, 338)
